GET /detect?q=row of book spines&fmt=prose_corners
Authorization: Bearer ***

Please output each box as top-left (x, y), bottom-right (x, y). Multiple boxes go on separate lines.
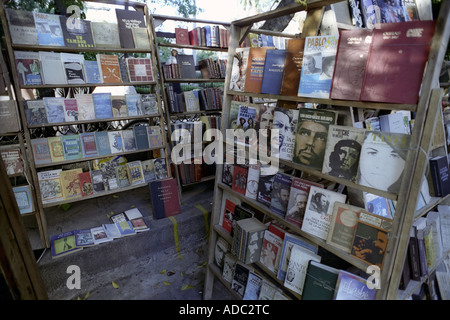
top-left (177, 163), bottom-right (216, 185)
top-left (166, 86), bottom-right (223, 113)
top-left (198, 58), bottom-right (227, 79)
top-left (176, 26), bottom-right (230, 48)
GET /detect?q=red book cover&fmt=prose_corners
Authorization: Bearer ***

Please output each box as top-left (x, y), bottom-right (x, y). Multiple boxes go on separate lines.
top-left (175, 27), bottom-right (190, 45)
top-left (78, 171), bottom-right (94, 197)
top-left (231, 165), bottom-right (248, 195)
top-left (188, 29), bottom-right (198, 46)
top-left (330, 29), bottom-right (373, 101)
top-left (221, 198), bottom-right (236, 234)
top-left (1, 148), bottom-right (23, 175)
top-left (360, 20), bottom-right (436, 104)
top-left (149, 178), bottom-right (181, 219)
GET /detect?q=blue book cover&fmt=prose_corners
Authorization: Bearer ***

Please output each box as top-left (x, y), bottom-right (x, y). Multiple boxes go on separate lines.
top-left (203, 25), bottom-right (211, 46)
top-left (84, 60), bottom-right (102, 84)
top-left (260, 49), bottom-right (286, 95)
top-left (133, 126), bottom-right (149, 150)
top-left (43, 97), bottom-right (65, 123)
top-left (269, 172), bottom-right (292, 217)
top-left (95, 131), bottom-right (111, 155)
top-left (33, 12), bottom-right (65, 46)
top-left (333, 270), bottom-right (376, 300)
top-left (92, 92), bottom-right (113, 119)
top-left (125, 93), bottom-right (142, 116)
top-left (12, 185), bottom-right (34, 214)
top-left (61, 134), bottom-right (82, 160)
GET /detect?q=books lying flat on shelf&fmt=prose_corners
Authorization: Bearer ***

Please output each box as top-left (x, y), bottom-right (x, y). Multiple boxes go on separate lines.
top-left (149, 178), bottom-right (181, 219)
top-left (13, 185), bottom-right (34, 214)
top-left (115, 8), bottom-right (146, 49)
top-left (91, 21), bottom-right (121, 48)
top-left (5, 8), bottom-right (38, 45)
top-left (38, 169), bottom-right (64, 204)
top-left (59, 16), bottom-right (94, 48)
top-left (50, 231), bottom-right (82, 259)
top-left (39, 51), bottom-right (66, 85)
top-left (14, 51), bottom-right (42, 86)
top-left (33, 11), bottom-right (64, 46)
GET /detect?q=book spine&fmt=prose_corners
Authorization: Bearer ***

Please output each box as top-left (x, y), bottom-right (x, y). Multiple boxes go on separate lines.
top-left (430, 159), bottom-right (442, 197)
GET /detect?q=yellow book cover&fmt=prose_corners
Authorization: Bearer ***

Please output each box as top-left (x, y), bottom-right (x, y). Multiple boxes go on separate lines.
top-left (60, 168), bottom-right (83, 200)
top-left (47, 136), bottom-right (65, 163)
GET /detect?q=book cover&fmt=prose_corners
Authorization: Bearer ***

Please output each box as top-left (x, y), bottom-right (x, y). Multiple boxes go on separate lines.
top-left (280, 38), bottom-right (305, 96)
top-left (141, 94), bottom-right (158, 115)
top-left (125, 93), bottom-right (142, 116)
top-left (231, 165), bottom-right (248, 195)
top-left (63, 98), bottom-right (78, 122)
top-left (91, 21), bottom-right (121, 48)
top-left (153, 158), bottom-right (168, 180)
top-left (133, 126), bottom-right (150, 150)
top-left (149, 178), bottom-right (181, 219)
top-left (372, 0), bottom-right (410, 23)
top-left (293, 108), bottom-right (337, 171)
top-left (363, 192), bottom-right (393, 219)
top-left (43, 97), bottom-right (65, 124)
top-left (115, 8), bottom-right (146, 48)
top-left (175, 27), bottom-right (190, 45)
top-left (78, 171), bottom-right (94, 197)
top-left (0, 100), bottom-right (20, 134)
top-left (90, 169), bottom-right (105, 193)
top-left (147, 126), bottom-right (163, 148)
top-left (242, 272), bottom-right (263, 300)
top-left (244, 47), bottom-right (272, 93)
top-left (429, 155), bottom-right (450, 197)
top-left (60, 168), bottom-right (83, 200)
top-left (326, 202), bottom-right (361, 253)
top-left (245, 162), bottom-right (261, 200)
top-left (74, 229), bottom-right (95, 247)
top-left (272, 107), bottom-right (299, 161)
top-left (378, 112), bottom-right (411, 134)
top-left (330, 28), bottom-right (372, 101)
top-left (229, 48), bottom-right (250, 92)
top-left (218, 192), bottom-right (240, 234)
top-left (91, 226), bottom-right (113, 244)
top-left (33, 12), bottom-right (64, 46)
top-left (47, 136), bottom-right (65, 163)
top-left (361, 21), bottom-right (435, 104)
top-left (284, 245), bottom-right (321, 295)
top-left (126, 58), bottom-right (153, 82)
top-left (356, 131), bottom-right (410, 193)
top-left (84, 60), bottom-right (102, 84)
top-left (141, 159), bottom-right (156, 183)
top-left (60, 16), bottom-right (94, 48)
top-left (111, 95), bottom-right (128, 117)
top-left (99, 159), bottom-right (119, 191)
top-left (50, 231), bottom-right (82, 259)
top-left (298, 35), bottom-right (339, 99)
top-left (75, 94), bottom-right (96, 121)
top-left (92, 92), bottom-right (113, 119)
top-left (96, 54), bottom-right (122, 84)
top-left (177, 54), bottom-right (196, 79)
top-left (39, 51), bottom-right (66, 85)
top-left (322, 125), bottom-right (365, 182)
top-left (183, 91), bottom-right (201, 112)
top-left (1, 148), bottom-right (23, 175)
top-left (115, 165), bottom-right (131, 188)
top-left (103, 223), bottom-right (121, 239)
top-left (25, 100), bottom-right (47, 126)
top-left (333, 270), bottom-right (376, 300)
top-left (31, 138), bottom-right (51, 165)
top-left (115, 221), bottom-right (136, 237)
top-left (13, 185), bottom-right (34, 214)
top-left (94, 131), bottom-right (111, 156)
top-left (269, 172), bottom-right (292, 217)
top-left (302, 260), bottom-right (339, 300)
top-left (61, 52), bottom-right (86, 84)
top-left (301, 186), bottom-right (347, 240)
top-left (108, 131), bottom-right (123, 154)
top-left (286, 177), bottom-right (324, 228)
top-left (61, 134), bottom-right (82, 161)
top-left (38, 169), bottom-right (63, 203)
top-left (360, 0), bottom-right (377, 28)
top-left (256, 165), bottom-right (276, 207)
top-left (122, 129), bottom-right (137, 152)
top-left (231, 262), bottom-right (250, 297)
top-left (260, 49), bottom-right (287, 95)
top-left (131, 27), bottom-right (150, 49)
top-left (234, 104), bottom-right (259, 146)
top-left (14, 51), bottom-right (42, 86)
top-left (5, 8), bottom-right (38, 45)
top-left (259, 229), bottom-right (283, 274)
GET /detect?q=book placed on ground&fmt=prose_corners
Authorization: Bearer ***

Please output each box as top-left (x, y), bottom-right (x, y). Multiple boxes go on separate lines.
top-left (5, 8), bottom-right (38, 45)
top-left (74, 229), bottom-right (95, 248)
top-left (149, 178), bottom-right (181, 219)
top-left (91, 226), bottom-right (113, 245)
top-left (50, 231), bottom-right (82, 258)
top-left (301, 260), bottom-right (340, 300)
top-left (12, 185), bottom-right (35, 215)
top-left (63, 98), bottom-right (78, 122)
top-left (333, 270), bottom-right (376, 300)
top-left (33, 11), bottom-right (64, 46)
top-left (124, 207), bottom-right (149, 232)
top-left (115, 221), bottom-right (136, 237)
top-left (103, 223), bottom-right (122, 240)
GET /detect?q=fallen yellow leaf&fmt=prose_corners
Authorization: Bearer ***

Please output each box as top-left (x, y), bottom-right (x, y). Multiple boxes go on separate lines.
top-left (160, 269), bottom-right (166, 274)
top-left (84, 291), bottom-right (90, 300)
top-left (181, 284), bottom-right (189, 291)
top-left (163, 281), bottom-right (171, 286)
top-left (112, 281), bottom-right (119, 289)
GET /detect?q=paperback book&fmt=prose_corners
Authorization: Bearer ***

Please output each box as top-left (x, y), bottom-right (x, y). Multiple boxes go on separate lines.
top-left (33, 12), bottom-right (64, 46)
top-left (5, 8), bottom-right (38, 45)
top-left (91, 21), bottom-right (121, 48)
top-left (25, 100), bottom-right (47, 126)
top-left (39, 51), bottom-right (66, 85)
top-left (14, 51), bottom-right (42, 86)
top-left (38, 169), bottom-right (64, 204)
top-left (43, 97), bottom-right (65, 124)
top-left (60, 16), bottom-right (95, 48)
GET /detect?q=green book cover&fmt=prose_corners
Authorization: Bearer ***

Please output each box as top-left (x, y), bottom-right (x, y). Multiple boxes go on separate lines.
top-left (301, 260), bottom-right (339, 300)
top-left (61, 134), bottom-right (82, 161)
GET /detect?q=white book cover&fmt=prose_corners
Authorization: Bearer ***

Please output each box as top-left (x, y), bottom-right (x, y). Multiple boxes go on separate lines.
top-left (38, 169), bottom-right (64, 204)
top-left (5, 8), bottom-right (38, 45)
top-left (75, 94), bottom-right (96, 121)
top-left (108, 131), bottom-right (123, 154)
top-left (91, 21), bottom-right (121, 48)
top-left (61, 52), bottom-right (86, 84)
top-left (124, 208), bottom-right (143, 220)
top-left (245, 162), bottom-right (260, 200)
top-left (284, 245), bottom-right (321, 295)
top-left (39, 51), bottom-right (66, 85)
top-left (272, 107), bottom-right (299, 161)
top-left (91, 226), bottom-right (113, 244)
top-left (301, 186), bottom-right (347, 240)
top-left (43, 97), bottom-right (65, 124)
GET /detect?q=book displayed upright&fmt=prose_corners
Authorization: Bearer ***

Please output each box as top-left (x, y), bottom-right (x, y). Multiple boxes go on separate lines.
top-left (126, 58), bottom-right (154, 82)
top-left (25, 100), bottom-right (47, 126)
top-left (91, 21), bottom-right (121, 48)
top-left (63, 98), bottom-right (78, 122)
top-left (96, 54), bottom-right (122, 84)
top-left (14, 51), bottom-right (42, 86)
top-left (13, 185), bottom-right (35, 214)
top-left (244, 47), bottom-right (272, 93)
top-left (333, 270), bottom-right (376, 300)
top-left (39, 51), bottom-right (66, 85)
top-left (302, 261), bottom-right (339, 300)
top-left (260, 49), bottom-right (287, 95)
top-left (5, 8), bottom-right (38, 45)
top-left (43, 97), bottom-right (65, 124)
top-left (149, 178), bottom-right (181, 219)
top-left (92, 92), bottom-right (113, 119)
top-left (33, 12), bottom-right (65, 46)
top-left (38, 169), bottom-right (64, 204)
top-left (429, 155), bottom-right (450, 197)
top-left (59, 16), bottom-right (95, 48)
top-left (0, 100), bottom-right (20, 134)
top-left (131, 27), bottom-right (151, 49)
top-left (75, 94), bottom-right (96, 121)
top-left (279, 38), bottom-right (305, 96)
top-left (115, 8), bottom-right (146, 48)
top-left (60, 52), bottom-right (86, 84)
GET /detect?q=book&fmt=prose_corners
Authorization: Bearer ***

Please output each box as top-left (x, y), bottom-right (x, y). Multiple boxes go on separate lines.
top-left (5, 8), bottom-right (38, 45)
top-left (284, 245), bottom-right (321, 295)
top-left (125, 93), bottom-right (142, 116)
top-left (91, 226), bottom-right (113, 245)
top-left (243, 272), bottom-right (263, 300)
top-left (60, 52), bottom-right (86, 84)
top-left (293, 108), bottom-right (337, 171)
top-left (131, 27), bottom-right (150, 49)
top-left (302, 260), bottom-right (340, 300)
top-left (115, 164), bottom-right (131, 188)
top-left (356, 131), bottom-right (410, 193)
top-left (231, 262), bottom-right (251, 297)
top-left (333, 270), bottom-right (376, 300)
top-left (280, 38), bottom-right (305, 96)
top-left (363, 192), bottom-right (393, 219)
top-left (74, 229), bottom-right (95, 247)
top-left (94, 131), bottom-right (111, 156)
top-left (379, 112), bottom-right (410, 134)
top-left (285, 177), bottom-right (324, 228)
top-left (96, 54), bottom-right (122, 84)
top-left (269, 172), bottom-right (292, 217)
top-left (0, 100), bottom-right (20, 134)
top-left (245, 162), bottom-right (261, 200)
top-left (59, 16), bottom-right (95, 48)
top-left (115, 221), bottom-right (136, 237)
top-left (111, 95), bottom-right (128, 117)
top-left (259, 229), bottom-right (283, 274)
top-left (330, 28), bottom-right (372, 101)
top-left (1, 148), bottom-right (24, 175)
top-left (244, 47), bottom-right (272, 93)
top-left (141, 94), bottom-right (159, 115)
top-left (127, 160), bottom-right (145, 185)
top-left (321, 125), bottom-right (365, 182)
top-left (301, 185), bottom-right (347, 240)
top-left (222, 253), bottom-right (238, 284)
top-left (92, 92), bottom-right (113, 119)
top-left (33, 12), bottom-right (64, 46)
top-left (31, 138), bottom-right (51, 165)
top-left (39, 51), bottom-right (66, 85)
top-left (90, 169), bottom-right (105, 193)
top-left (47, 136), bottom-right (65, 163)
top-left (429, 155), bottom-right (450, 197)
top-left (147, 126), bottom-right (163, 148)
top-left (372, 0), bottom-right (410, 23)
top-left (232, 217), bottom-right (267, 264)
top-left (231, 165), bottom-right (248, 195)
top-left (229, 47), bottom-right (250, 92)
top-left (214, 236), bottom-right (230, 268)
top-left (256, 165), bottom-right (276, 207)
top-left (25, 100), bottom-right (47, 126)
top-left (50, 231), bottom-right (82, 259)
top-left (13, 185), bottom-right (34, 214)
top-left (133, 126), bottom-right (150, 150)
top-left (115, 8), bottom-right (146, 48)
top-left (361, 21), bottom-right (436, 104)
top-left (99, 158), bottom-right (119, 191)
top-left (326, 202), bottom-right (362, 253)
top-left (78, 171), bottom-right (94, 197)
top-left (84, 60), bottom-right (102, 84)
top-left (43, 97), bottom-right (65, 124)
top-left (141, 159), bottom-right (156, 183)
top-left (153, 158), bottom-right (169, 180)
top-left (272, 107), bottom-right (299, 161)
top-left (126, 57), bottom-right (154, 82)
top-left (183, 91), bottom-right (201, 112)
top-left (298, 35), bottom-right (339, 99)
top-left (219, 192), bottom-right (240, 234)
top-left (149, 178), bottom-right (181, 219)
top-left (63, 98), bottom-right (78, 122)
top-left (38, 169), bottom-right (64, 203)
top-left (61, 134), bottom-right (82, 160)
top-left (360, 0), bottom-right (377, 28)
top-left (177, 54), bottom-right (196, 79)
top-left (103, 223), bottom-right (121, 239)
top-left (60, 168), bottom-right (83, 200)
top-left (14, 51), bottom-right (42, 86)
top-left (75, 94), bottom-right (96, 121)
top-left (175, 27), bottom-right (190, 45)
top-left (91, 21), bottom-right (121, 48)
top-left (260, 49), bottom-right (286, 95)
top-left (108, 131), bottom-right (123, 154)
top-left (350, 210), bottom-right (393, 269)
top-left (122, 129), bottom-right (137, 152)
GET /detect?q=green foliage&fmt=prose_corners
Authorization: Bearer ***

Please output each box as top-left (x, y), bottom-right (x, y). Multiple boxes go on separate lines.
top-left (149, 0), bottom-right (203, 18)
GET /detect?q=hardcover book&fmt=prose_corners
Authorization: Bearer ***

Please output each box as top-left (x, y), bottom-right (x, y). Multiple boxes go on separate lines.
top-left (5, 8), bottom-right (38, 45)
top-left (14, 51), bottom-right (42, 86)
top-left (280, 38), bottom-right (305, 96)
top-left (47, 136), bottom-right (65, 163)
top-left (115, 8), bottom-right (146, 48)
top-left (96, 54), bottom-right (122, 84)
top-left (149, 178), bottom-right (181, 219)
top-left (1, 148), bottom-right (23, 175)
top-left (60, 16), bottom-right (95, 48)
top-left (301, 185), bottom-right (347, 240)
top-left (298, 35), bottom-right (339, 99)
top-left (38, 169), bottom-right (64, 203)
top-left (429, 155), bottom-right (450, 197)
top-left (94, 131), bottom-right (111, 156)
top-left (177, 54), bottom-right (196, 79)
top-left (0, 100), bottom-right (20, 134)
top-left (175, 27), bottom-right (190, 45)
top-left (126, 58), bottom-right (153, 82)
top-left (31, 138), bottom-right (51, 165)
top-left (78, 171), bottom-right (94, 197)
top-left (284, 245), bottom-right (321, 295)
top-left (360, 21), bottom-right (436, 104)
top-left (302, 261), bottom-right (339, 300)
top-left (84, 60), bottom-right (102, 84)
top-left (333, 270), bottom-right (376, 300)
top-left (360, 0), bottom-right (377, 29)
top-left (13, 185), bottom-right (34, 215)
top-left (25, 100), bottom-right (47, 126)
top-left (43, 97), bottom-right (65, 124)
top-left (60, 168), bottom-right (83, 200)
top-left (269, 172), bottom-right (292, 218)
top-left (229, 48), bottom-right (250, 92)
top-left (244, 47), bottom-right (272, 93)
top-left (61, 134), bottom-right (82, 160)
top-left (33, 12), bottom-right (64, 46)
top-left (39, 51), bottom-right (66, 85)
top-left (321, 125), bottom-right (365, 182)
top-left (91, 21), bottom-right (121, 48)
top-left (108, 131), bottom-right (123, 154)
top-left (75, 94), bottom-right (96, 121)
top-left (50, 231), bottom-right (82, 259)
top-left (131, 27), bottom-right (150, 49)
top-left (326, 202), bottom-right (361, 253)
top-left (61, 52), bottom-right (86, 84)
top-left (260, 49), bottom-right (287, 95)
top-left (92, 92), bottom-right (113, 119)
top-left (63, 98), bottom-right (78, 122)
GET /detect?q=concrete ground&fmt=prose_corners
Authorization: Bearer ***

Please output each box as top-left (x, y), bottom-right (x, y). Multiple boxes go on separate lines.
top-left (37, 179), bottom-right (236, 300)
